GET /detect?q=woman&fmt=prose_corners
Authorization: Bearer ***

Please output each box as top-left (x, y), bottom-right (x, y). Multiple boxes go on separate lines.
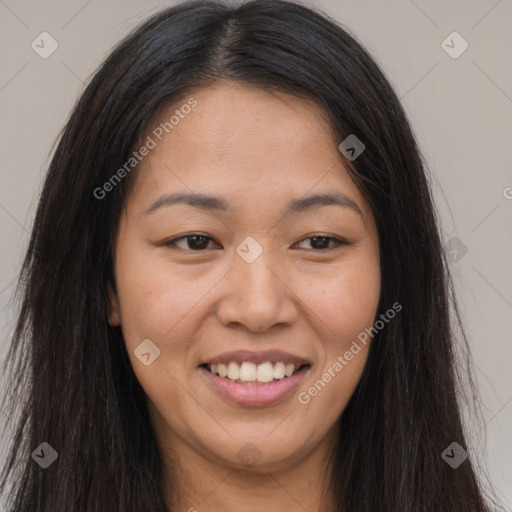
top-left (0, 0), bottom-right (502, 510)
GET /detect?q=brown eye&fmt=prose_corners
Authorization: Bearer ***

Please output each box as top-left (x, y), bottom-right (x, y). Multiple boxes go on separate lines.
top-left (294, 235), bottom-right (348, 251)
top-left (163, 233), bottom-right (348, 252)
top-left (165, 234), bottom-right (220, 251)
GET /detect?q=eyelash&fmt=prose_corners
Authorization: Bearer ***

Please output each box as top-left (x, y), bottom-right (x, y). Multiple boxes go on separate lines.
top-left (162, 233), bottom-right (349, 252)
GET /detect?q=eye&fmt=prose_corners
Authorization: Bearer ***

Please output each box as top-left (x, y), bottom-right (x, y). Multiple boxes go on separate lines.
top-left (293, 234), bottom-right (348, 251)
top-left (164, 233), bottom-right (221, 251)
top-left (162, 233), bottom-right (349, 252)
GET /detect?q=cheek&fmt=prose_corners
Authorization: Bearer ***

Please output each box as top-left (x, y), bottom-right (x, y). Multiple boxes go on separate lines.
top-left (113, 250), bottom-right (217, 410)
top-left (296, 248), bottom-right (380, 411)
top-left (303, 255), bottom-right (381, 346)
top-left (113, 249), bottom-right (206, 410)
top-left (295, 271), bottom-right (379, 425)
top-left (114, 242), bottom-right (208, 343)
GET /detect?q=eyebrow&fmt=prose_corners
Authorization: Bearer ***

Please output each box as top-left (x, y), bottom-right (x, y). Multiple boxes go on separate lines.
top-left (143, 191), bottom-right (362, 216)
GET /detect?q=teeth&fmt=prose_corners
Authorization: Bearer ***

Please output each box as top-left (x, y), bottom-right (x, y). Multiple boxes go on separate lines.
top-left (273, 362), bottom-right (285, 379)
top-left (239, 362), bottom-right (257, 381)
top-left (217, 363), bottom-right (228, 378)
top-left (227, 361), bottom-right (240, 380)
top-left (207, 361), bottom-right (303, 383)
top-left (257, 362), bottom-right (274, 382)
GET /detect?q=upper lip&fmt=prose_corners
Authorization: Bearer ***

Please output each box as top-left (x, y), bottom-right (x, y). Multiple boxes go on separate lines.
top-left (201, 349), bottom-right (311, 366)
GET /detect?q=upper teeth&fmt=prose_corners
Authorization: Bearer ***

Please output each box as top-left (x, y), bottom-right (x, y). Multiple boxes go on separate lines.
top-left (208, 361), bottom-right (298, 383)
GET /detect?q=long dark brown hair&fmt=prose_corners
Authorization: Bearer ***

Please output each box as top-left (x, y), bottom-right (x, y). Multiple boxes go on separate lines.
top-left (0, 0), bottom-right (503, 510)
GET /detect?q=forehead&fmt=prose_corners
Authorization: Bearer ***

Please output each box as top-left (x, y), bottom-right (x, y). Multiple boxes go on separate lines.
top-left (127, 80), bottom-right (367, 218)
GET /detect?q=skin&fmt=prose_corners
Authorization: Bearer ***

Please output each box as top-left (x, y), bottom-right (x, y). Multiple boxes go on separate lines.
top-left (108, 80), bottom-right (381, 512)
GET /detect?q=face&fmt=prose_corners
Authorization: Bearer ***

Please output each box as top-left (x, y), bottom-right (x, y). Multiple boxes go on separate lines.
top-left (109, 80), bottom-right (380, 475)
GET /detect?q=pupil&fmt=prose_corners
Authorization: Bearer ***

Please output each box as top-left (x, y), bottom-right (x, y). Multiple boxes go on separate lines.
top-left (311, 236), bottom-right (329, 249)
top-left (188, 235), bottom-right (208, 250)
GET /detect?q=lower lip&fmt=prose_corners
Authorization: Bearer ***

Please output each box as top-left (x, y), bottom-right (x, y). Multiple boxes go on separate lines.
top-left (200, 365), bottom-right (310, 407)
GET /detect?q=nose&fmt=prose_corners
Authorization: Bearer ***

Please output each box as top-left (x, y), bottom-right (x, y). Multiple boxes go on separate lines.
top-left (215, 248), bottom-right (299, 333)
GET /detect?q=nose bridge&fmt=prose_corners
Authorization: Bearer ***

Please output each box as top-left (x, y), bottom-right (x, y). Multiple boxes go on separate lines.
top-left (216, 236), bottom-right (298, 331)
top-left (235, 237), bottom-right (284, 304)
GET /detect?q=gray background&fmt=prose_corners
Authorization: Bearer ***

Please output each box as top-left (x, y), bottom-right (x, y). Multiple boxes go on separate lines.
top-left (1, 0), bottom-right (511, 507)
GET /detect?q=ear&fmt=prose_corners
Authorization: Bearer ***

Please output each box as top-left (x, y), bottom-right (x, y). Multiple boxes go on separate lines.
top-left (107, 281), bottom-right (121, 326)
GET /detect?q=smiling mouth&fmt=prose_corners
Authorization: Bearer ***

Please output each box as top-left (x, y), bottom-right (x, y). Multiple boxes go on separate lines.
top-left (201, 361), bottom-right (310, 385)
